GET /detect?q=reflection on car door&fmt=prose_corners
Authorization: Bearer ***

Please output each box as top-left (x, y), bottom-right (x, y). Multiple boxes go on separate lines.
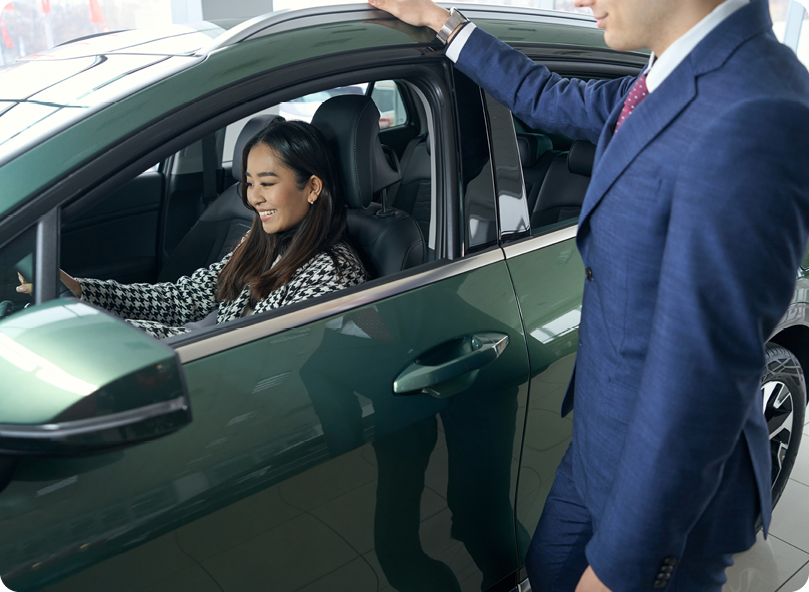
top-left (0, 256), bottom-right (529, 592)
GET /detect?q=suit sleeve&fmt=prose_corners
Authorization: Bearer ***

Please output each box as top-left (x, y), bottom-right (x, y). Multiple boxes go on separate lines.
top-left (453, 26), bottom-right (636, 143)
top-left (78, 253), bottom-right (231, 329)
top-left (585, 99), bottom-right (809, 589)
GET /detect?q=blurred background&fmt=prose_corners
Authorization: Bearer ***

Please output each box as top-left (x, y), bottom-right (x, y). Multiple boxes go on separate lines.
top-left (0, 0), bottom-right (807, 66)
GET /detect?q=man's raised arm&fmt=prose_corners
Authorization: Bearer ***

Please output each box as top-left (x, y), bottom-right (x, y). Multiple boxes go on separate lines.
top-left (368, 0), bottom-right (634, 143)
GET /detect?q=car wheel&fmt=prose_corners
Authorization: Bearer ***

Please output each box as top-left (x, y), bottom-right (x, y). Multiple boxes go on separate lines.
top-left (762, 343), bottom-right (806, 510)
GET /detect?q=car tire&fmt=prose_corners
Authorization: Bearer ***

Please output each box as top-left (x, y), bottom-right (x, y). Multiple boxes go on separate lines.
top-left (762, 343), bottom-right (806, 511)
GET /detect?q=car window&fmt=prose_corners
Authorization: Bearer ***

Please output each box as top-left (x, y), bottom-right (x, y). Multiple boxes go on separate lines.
top-left (371, 80), bottom-right (408, 129)
top-left (57, 76), bottom-right (440, 343)
top-left (0, 226), bottom-right (38, 319)
top-left (512, 79), bottom-right (592, 236)
top-left (223, 82), bottom-right (407, 166)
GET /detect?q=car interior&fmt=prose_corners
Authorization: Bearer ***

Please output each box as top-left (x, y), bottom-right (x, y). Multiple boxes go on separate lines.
top-left (514, 119), bottom-right (597, 234)
top-left (30, 72), bottom-right (598, 341)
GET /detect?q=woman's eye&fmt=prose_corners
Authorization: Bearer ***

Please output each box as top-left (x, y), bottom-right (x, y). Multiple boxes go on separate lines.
top-left (261, 183), bottom-right (275, 188)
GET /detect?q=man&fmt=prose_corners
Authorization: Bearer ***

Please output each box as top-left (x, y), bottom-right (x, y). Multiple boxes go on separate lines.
top-left (367, 0), bottom-right (809, 591)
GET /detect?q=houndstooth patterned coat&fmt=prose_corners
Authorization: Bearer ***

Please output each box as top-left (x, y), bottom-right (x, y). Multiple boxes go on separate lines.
top-left (79, 242), bottom-right (366, 339)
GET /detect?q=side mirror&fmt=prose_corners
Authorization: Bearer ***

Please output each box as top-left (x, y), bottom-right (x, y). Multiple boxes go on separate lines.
top-left (0, 299), bottom-right (191, 455)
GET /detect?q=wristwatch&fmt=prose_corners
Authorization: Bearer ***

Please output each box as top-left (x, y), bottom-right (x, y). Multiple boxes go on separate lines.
top-left (436, 8), bottom-right (469, 45)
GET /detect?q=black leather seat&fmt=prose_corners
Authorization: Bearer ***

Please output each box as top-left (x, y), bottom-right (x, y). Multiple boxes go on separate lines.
top-left (157, 114), bottom-right (280, 282)
top-left (517, 132), bottom-right (557, 214)
top-left (389, 134), bottom-right (432, 241)
top-left (312, 95), bottom-right (425, 278)
top-left (530, 139), bottom-right (596, 229)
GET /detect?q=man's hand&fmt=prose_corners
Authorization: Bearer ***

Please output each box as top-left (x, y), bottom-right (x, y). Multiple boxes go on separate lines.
top-left (575, 566), bottom-right (613, 592)
top-left (367, 0), bottom-right (450, 33)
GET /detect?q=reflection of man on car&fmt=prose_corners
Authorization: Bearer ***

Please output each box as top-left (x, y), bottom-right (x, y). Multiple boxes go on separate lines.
top-left (17, 120), bottom-right (366, 339)
top-left (302, 298), bottom-right (530, 592)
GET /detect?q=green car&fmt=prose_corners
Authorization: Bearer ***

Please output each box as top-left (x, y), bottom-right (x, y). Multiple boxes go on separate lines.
top-left (0, 5), bottom-right (805, 591)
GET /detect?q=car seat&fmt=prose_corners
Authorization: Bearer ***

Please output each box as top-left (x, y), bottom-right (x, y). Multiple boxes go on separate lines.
top-left (388, 134), bottom-right (432, 241)
top-left (312, 95), bottom-right (425, 278)
top-left (516, 132), bottom-right (557, 214)
top-left (530, 139), bottom-right (596, 229)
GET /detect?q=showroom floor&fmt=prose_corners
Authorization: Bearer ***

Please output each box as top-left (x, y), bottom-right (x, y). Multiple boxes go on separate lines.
top-left (723, 413), bottom-right (809, 592)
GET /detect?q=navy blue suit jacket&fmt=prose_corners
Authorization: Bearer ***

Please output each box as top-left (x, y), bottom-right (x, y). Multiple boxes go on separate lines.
top-left (454, 1), bottom-right (809, 589)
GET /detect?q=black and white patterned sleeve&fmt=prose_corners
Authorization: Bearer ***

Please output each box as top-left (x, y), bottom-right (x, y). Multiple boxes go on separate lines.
top-left (77, 254), bottom-right (232, 327)
top-left (124, 320), bottom-right (191, 340)
top-left (282, 244), bottom-right (367, 307)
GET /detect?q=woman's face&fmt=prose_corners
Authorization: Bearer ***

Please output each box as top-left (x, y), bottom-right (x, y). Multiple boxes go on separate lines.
top-left (245, 142), bottom-right (321, 234)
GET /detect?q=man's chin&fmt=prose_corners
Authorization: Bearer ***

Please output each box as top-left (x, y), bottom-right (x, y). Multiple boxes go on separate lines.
top-left (603, 32), bottom-right (644, 53)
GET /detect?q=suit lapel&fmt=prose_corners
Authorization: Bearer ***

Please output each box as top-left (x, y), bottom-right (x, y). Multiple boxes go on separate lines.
top-left (579, 63), bottom-right (696, 225)
top-left (578, 0), bottom-right (772, 228)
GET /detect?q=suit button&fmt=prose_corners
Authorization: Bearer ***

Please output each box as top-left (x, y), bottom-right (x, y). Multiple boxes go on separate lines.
top-left (656, 572), bottom-right (671, 580)
top-left (661, 566), bottom-right (674, 574)
top-left (663, 557), bottom-right (678, 566)
top-left (585, 267), bottom-right (593, 281)
top-left (653, 579), bottom-right (667, 589)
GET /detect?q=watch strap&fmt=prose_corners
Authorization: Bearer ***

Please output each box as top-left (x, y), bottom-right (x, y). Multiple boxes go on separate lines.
top-left (436, 8), bottom-right (468, 45)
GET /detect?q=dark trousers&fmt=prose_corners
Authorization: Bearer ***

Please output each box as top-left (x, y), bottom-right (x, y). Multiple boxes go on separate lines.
top-left (526, 449), bottom-right (734, 592)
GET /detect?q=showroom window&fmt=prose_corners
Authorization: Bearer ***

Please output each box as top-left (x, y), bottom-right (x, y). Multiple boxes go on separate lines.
top-left (771, 0), bottom-right (809, 67)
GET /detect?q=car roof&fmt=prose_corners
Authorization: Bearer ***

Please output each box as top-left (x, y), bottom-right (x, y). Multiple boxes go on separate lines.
top-left (0, 2), bottom-right (644, 219)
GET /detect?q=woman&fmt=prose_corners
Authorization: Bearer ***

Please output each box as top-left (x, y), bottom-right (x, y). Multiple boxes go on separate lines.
top-left (19, 119), bottom-right (367, 339)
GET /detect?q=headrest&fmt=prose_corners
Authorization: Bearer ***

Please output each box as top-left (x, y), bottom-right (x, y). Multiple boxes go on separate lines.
top-left (311, 95), bottom-right (401, 209)
top-left (516, 133), bottom-right (553, 167)
top-left (232, 114), bottom-right (284, 181)
top-left (567, 140), bottom-right (597, 177)
top-left (199, 186), bottom-right (254, 222)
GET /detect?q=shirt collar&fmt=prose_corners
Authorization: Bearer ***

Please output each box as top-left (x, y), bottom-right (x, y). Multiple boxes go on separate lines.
top-left (646, 0), bottom-right (750, 93)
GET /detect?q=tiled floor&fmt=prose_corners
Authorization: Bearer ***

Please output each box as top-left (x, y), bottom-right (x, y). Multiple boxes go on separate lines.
top-left (722, 415), bottom-right (809, 592)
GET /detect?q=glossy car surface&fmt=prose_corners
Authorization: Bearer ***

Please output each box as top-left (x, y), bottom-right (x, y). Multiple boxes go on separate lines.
top-left (0, 4), bottom-right (806, 592)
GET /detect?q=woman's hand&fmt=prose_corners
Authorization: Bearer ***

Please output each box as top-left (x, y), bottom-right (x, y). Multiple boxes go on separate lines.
top-left (367, 0), bottom-right (450, 32)
top-left (16, 272), bottom-right (32, 295)
top-left (16, 270), bottom-right (82, 298)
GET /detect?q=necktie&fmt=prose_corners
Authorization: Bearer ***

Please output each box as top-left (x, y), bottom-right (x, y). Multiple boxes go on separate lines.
top-left (614, 73), bottom-right (648, 134)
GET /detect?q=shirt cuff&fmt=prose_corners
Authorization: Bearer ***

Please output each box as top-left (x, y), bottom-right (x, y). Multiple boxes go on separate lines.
top-left (445, 22), bottom-right (476, 63)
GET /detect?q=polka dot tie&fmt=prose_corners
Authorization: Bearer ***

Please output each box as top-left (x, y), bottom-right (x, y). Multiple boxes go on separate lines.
top-left (614, 73), bottom-right (648, 134)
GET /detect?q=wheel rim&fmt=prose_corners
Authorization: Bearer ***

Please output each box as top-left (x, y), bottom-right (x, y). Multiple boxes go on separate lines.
top-left (762, 380), bottom-right (795, 487)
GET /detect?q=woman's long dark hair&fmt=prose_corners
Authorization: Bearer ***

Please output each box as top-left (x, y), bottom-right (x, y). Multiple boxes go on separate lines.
top-left (217, 119), bottom-right (349, 302)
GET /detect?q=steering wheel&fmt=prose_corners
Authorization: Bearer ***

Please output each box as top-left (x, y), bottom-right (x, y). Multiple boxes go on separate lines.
top-left (0, 300), bottom-right (15, 319)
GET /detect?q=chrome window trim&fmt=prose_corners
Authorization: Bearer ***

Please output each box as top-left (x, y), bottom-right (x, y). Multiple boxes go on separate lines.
top-left (175, 248), bottom-right (504, 364)
top-left (503, 224), bottom-right (578, 258)
top-left (0, 396), bottom-right (188, 439)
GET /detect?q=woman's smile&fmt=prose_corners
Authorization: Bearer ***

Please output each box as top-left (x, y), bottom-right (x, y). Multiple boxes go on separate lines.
top-left (258, 209), bottom-right (277, 222)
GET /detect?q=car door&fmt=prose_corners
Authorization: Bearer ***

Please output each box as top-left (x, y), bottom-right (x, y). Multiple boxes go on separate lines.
top-left (472, 88), bottom-right (585, 571)
top-left (0, 68), bottom-right (530, 592)
top-left (59, 168), bottom-right (166, 285)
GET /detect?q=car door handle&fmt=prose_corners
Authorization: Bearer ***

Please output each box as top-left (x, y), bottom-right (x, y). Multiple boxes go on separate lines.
top-left (393, 332), bottom-right (509, 397)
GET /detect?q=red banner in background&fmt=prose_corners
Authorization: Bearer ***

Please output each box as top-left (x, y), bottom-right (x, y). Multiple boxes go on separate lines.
top-left (1, 17), bottom-right (11, 48)
top-left (89, 0), bottom-right (105, 25)
top-left (1, 3), bottom-right (14, 11)
top-left (41, 0), bottom-right (50, 14)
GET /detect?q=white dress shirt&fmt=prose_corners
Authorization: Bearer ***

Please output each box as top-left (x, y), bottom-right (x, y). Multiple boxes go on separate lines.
top-left (446, 0), bottom-right (750, 93)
